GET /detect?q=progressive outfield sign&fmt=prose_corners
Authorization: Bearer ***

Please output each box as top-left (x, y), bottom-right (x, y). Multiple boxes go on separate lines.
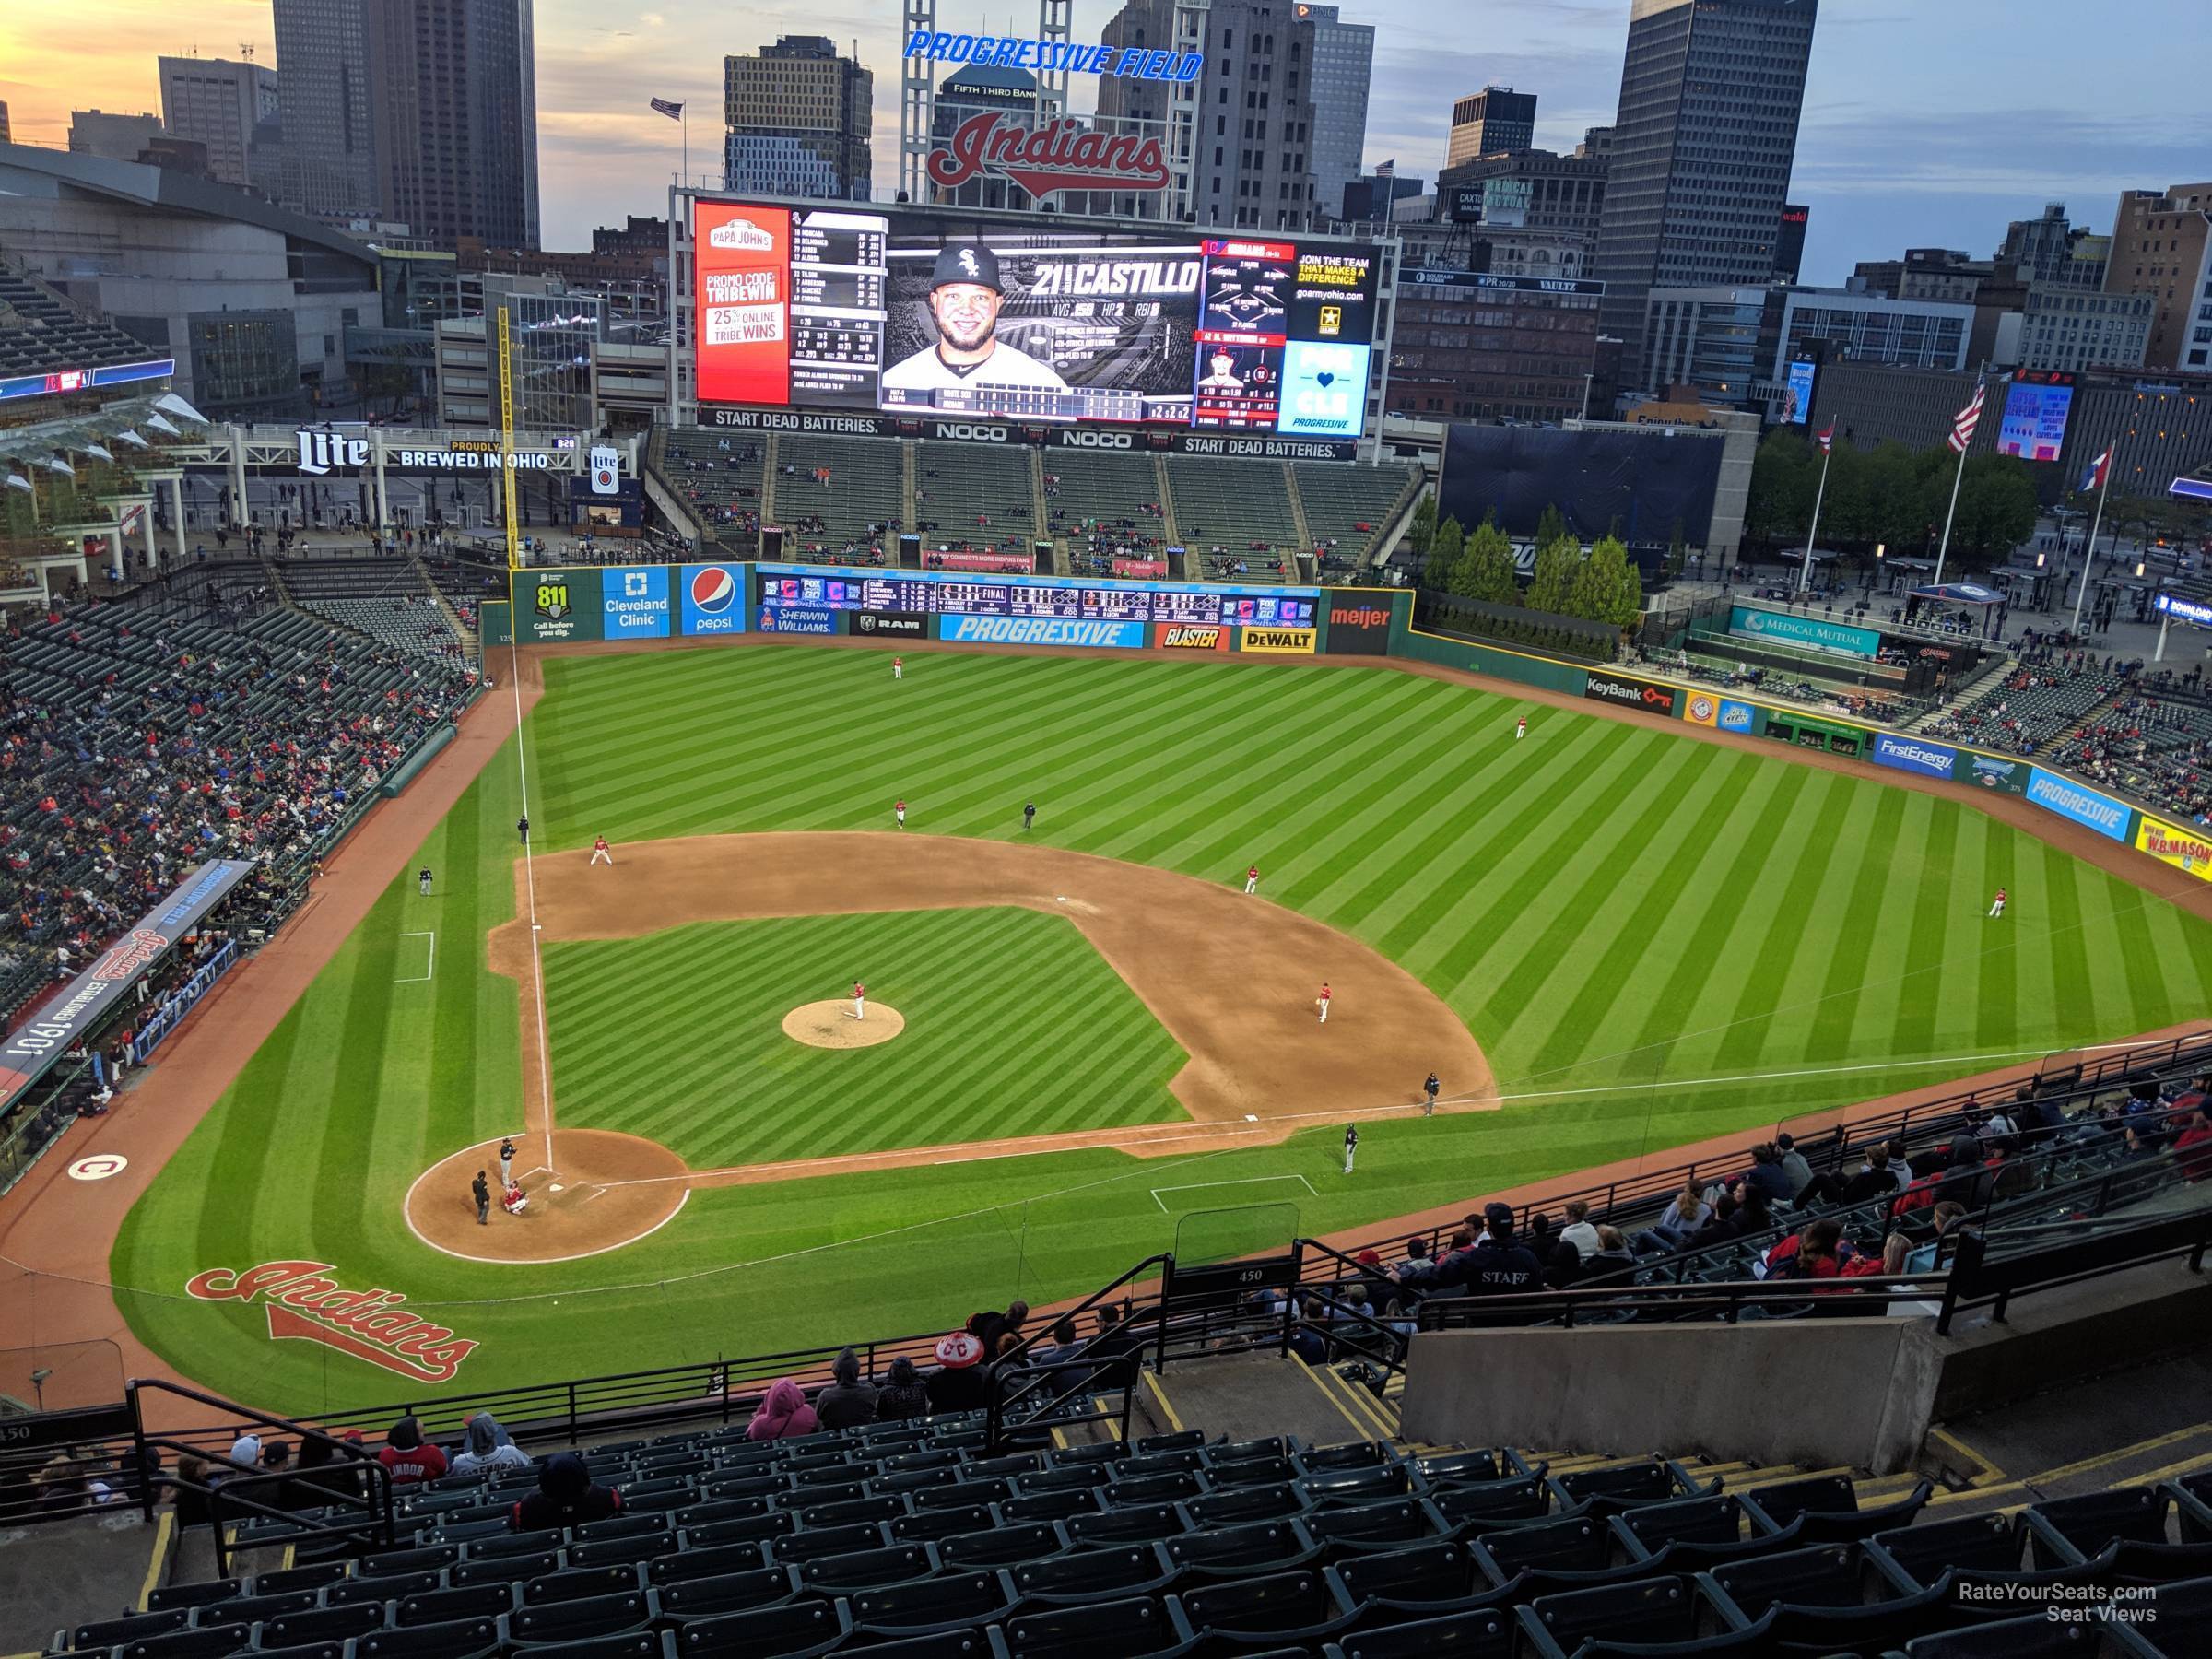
top-left (2027, 768), bottom-right (2132, 843)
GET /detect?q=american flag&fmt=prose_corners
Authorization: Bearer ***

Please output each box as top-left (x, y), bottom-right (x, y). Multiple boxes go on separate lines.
top-left (649, 98), bottom-right (685, 120)
top-left (1948, 382), bottom-right (1986, 453)
top-left (2079, 446), bottom-right (2112, 494)
top-left (1817, 421), bottom-right (1835, 455)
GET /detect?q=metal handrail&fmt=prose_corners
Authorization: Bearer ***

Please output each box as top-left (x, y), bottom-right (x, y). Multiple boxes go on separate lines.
top-left (1937, 1207), bottom-right (2212, 1335)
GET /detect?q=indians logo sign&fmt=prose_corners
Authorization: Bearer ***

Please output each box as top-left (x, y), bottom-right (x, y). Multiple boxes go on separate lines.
top-left (927, 112), bottom-right (1171, 199)
top-left (187, 1261), bottom-right (478, 1383)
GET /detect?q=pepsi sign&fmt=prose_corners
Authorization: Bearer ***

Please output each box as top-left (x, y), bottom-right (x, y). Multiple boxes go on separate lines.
top-left (680, 564), bottom-right (747, 636)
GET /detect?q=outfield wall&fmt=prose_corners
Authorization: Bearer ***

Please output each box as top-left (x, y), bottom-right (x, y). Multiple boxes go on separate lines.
top-left (498, 562), bottom-right (2176, 878)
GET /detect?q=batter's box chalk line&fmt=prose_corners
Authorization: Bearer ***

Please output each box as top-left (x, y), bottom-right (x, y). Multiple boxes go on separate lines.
top-left (396, 930), bottom-right (437, 982)
top-left (1149, 1172), bottom-right (1317, 1213)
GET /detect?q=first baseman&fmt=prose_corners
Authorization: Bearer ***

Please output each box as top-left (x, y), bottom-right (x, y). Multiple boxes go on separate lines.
top-left (853, 980), bottom-right (867, 1022)
top-left (590, 834), bottom-right (614, 866)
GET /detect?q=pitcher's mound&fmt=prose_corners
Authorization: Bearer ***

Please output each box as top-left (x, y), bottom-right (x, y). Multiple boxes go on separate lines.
top-left (783, 1000), bottom-right (905, 1049)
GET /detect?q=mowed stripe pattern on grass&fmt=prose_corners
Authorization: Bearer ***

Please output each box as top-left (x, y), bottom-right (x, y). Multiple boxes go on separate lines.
top-left (535, 646), bottom-right (2212, 1117)
top-left (539, 908), bottom-right (1187, 1168)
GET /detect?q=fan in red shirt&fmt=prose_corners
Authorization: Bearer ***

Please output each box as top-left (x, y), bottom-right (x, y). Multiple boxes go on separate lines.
top-left (2173, 1110), bottom-right (2212, 1183)
top-left (377, 1416), bottom-right (448, 1484)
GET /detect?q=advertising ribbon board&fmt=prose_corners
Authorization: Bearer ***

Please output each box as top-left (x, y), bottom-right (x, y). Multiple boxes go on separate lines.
top-left (0, 860), bottom-right (254, 1112)
top-left (2026, 767), bottom-right (2131, 843)
top-left (2135, 814), bottom-right (2212, 883)
top-left (1583, 672), bottom-right (1679, 717)
top-left (1727, 606), bottom-right (1882, 660)
top-left (1872, 734), bottom-right (1958, 780)
top-left (938, 615), bottom-right (1146, 648)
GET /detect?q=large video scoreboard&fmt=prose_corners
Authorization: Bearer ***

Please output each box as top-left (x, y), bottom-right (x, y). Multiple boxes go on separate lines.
top-left (693, 198), bottom-right (1379, 445)
top-left (756, 566), bottom-right (1316, 628)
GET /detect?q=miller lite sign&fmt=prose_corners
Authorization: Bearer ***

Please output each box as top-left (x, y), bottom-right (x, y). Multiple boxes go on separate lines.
top-left (295, 429), bottom-right (370, 477)
top-left (588, 443), bottom-right (621, 496)
top-left (926, 112), bottom-right (1171, 200)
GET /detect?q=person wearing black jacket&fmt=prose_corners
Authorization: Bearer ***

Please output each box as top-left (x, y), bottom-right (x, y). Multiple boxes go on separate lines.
top-left (512, 1454), bottom-right (620, 1531)
top-left (1458, 1205), bottom-right (1544, 1295)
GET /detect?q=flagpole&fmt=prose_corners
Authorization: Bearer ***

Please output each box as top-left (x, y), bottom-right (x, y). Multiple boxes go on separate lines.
top-left (2070, 457), bottom-right (2113, 636)
top-left (1796, 437), bottom-right (1832, 596)
top-left (682, 107), bottom-right (689, 188)
top-left (1931, 436), bottom-right (1970, 592)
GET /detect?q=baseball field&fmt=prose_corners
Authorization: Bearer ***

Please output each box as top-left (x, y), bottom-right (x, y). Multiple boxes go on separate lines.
top-left (106, 641), bottom-right (2212, 1413)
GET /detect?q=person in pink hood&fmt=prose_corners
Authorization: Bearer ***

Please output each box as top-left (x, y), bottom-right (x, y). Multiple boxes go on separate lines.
top-left (745, 1377), bottom-right (819, 1441)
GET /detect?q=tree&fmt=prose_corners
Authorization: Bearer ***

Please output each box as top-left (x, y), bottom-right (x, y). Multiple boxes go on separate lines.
top-left (1949, 456), bottom-right (2039, 565)
top-left (1744, 428), bottom-right (1817, 549)
top-left (1526, 535), bottom-right (1583, 615)
top-left (1457, 514), bottom-right (1520, 604)
top-left (1667, 518), bottom-right (1688, 580)
top-left (1567, 535), bottom-right (1640, 626)
top-left (1407, 492), bottom-right (1437, 556)
top-left (1535, 503), bottom-right (1568, 547)
top-left (1427, 515), bottom-right (1465, 589)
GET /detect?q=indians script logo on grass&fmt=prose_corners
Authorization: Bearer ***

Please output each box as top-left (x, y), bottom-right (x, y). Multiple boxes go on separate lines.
top-left (926, 112), bottom-right (1171, 199)
top-left (186, 1262), bottom-right (479, 1384)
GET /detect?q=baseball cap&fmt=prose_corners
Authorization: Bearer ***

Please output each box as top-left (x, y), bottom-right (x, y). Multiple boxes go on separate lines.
top-left (1483, 1202), bottom-right (1515, 1230)
top-left (1355, 1249), bottom-right (1382, 1269)
top-left (931, 243), bottom-right (1002, 294)
top-left (935, 1332), bottom-right (984, 1370)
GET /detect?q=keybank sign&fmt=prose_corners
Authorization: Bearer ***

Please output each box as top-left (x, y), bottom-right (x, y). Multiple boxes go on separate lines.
top-left (1728, 606), bottom-right (1881, 661)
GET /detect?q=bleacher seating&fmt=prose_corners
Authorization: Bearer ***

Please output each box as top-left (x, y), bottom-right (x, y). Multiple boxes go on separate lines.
top-left (70, 1407), bottom-right (2209, 1659)
top-left (658, 432), bottom-right (765, 552)
top-left (281, 559), bottom-right (470, 665)
top-left (771, 436), bottom-right (902, 562)
top-left (1164, 456), bottom-right (1300, 582)
top-left (0, 598), bottom-right (477, 985)
top-left (1041, 453), bottom-right (1169, 576)
top-left (912, 443), bottom-right (1034, 556)
top-left (2050, 691), bottom-right (2212, 825)
top-left (1921, 664), bottom-right (2121, 755)
top-left (1294, 464), bottom-right (1418, 576)
top-left (0, 267), bottom-right (158, 381)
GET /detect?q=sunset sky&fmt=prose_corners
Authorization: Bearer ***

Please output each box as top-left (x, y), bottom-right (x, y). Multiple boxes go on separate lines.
top-left (2, 0), bottom-right (2203, 276)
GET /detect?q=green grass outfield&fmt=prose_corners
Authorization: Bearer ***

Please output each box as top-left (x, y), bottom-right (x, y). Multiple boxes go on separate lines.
top-left (109, 644), bottom-right (2212, 1414)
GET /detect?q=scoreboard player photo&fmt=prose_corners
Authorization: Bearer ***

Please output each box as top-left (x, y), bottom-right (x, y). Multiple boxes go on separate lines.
top-left (879, 227), bottom-right (1202, 423)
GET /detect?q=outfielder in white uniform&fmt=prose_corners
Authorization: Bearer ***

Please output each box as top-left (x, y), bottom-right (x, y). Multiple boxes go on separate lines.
top-left (1516, 715), bottom-right (1527, 741)
top-left (1244, 864), bottom-right (1259, 895)
top-left (590, 835), bottom-right (613, 865)
top-left (1317, 982), bottom-right (1332, 1024)
top-left (879, 244), bottom-right (1070, 405)
top-left (895, 798), bottom-right (907, 829)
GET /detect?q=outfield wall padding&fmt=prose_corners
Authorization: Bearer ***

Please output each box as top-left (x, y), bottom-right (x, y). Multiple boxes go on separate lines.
top-left (1391, 621), bottom-right (1590, 697)
top-left (381, 723), bottom-right (455, 797)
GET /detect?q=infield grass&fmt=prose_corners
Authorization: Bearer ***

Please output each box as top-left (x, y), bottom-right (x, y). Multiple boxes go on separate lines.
top-left (544, 908), bottom-right (1185, 1166)
top-left (108, 642), bottom-right (2212, 1413)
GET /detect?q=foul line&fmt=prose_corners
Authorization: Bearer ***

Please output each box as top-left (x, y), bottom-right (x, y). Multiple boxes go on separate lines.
top-left (508, 633), bottom-right (555, 1174)
top-left (1150, 1172), bottom-right (1317, 1213)
top-left (395, 930), bottom-right (436, 983)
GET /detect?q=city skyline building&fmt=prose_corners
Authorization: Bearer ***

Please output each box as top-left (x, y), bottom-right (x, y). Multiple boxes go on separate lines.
top-left (2105, 182), bottom-right (2212, 371)
top-left (1446, 86), bottom-right (1536, 167)
top-left (158, 54), bottom-right (278, 189)
top-left (723, 36), bottom-right (873, 201)
top-left (1592, 0), bottom-right (1819, 388)
top-left (1297, 4), bottom-right (1374, 223)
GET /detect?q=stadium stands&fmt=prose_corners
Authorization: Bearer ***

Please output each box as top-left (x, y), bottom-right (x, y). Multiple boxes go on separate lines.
top-left (658, 431), bottom-right (765, 552)
top-left (1042, 452), bottom-right (1169, 576)
top-left (1165, 455), bottom-right (1300, 582)
top-left (1293, 462), bottom-right (1419, 576)
top-left (0, 597), bottom-right (477, 999)
top-left (280, 558), bottom-right (473, 665)
top-left (2051, 691), bottom-right (2212, 825)
top-left (1921, 662), bottom-right (2123, 755)
top-left (771, 436), bottom-right (901, 563)
top-left (0, 266), bottom-right (159, 381)
top-left (912, 442), bottom-right (1035, 557)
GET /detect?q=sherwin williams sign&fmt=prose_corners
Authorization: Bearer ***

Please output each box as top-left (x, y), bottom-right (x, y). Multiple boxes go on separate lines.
top-left (1872, 734), bottom-right (1957, 780)
top-left (2027, 767), bottom-right (2131, 843)
top-left (2136, 814), bottom-right (2212, 883)
top-left (1728, 606), bottom-right (1881, 661)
